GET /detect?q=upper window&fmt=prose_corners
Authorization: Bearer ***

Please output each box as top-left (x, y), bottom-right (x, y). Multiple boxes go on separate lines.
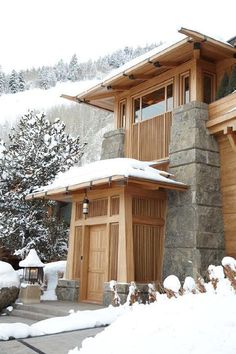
top-left (203, 73), bottom-right (214, 104)
top-left (180, 72), bottom-right (190, 105)
top-left (133, 82), bottom-right (173, 123)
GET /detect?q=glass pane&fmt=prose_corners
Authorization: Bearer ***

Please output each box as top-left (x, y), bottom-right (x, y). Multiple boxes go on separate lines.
top-left (184, 76), bottom-right (190, 104)
top-left (141, 87), bottom-right (165, 121)
top-left (134, 98), bottom-right (140, 123)
top-left (167, 84), bottom-right (173, 111)
top-left (203, 74), bottom-right (213, 104)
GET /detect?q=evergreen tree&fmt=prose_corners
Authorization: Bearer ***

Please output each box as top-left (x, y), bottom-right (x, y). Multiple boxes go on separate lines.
top-left (0, 71), bottom-right (6, 95)
top-left (8, 70), bottom-right (19, 94)
top-left (216, 72), bottom-right (229, 99)
top-left (54, 59), bottom-right (68, 82)
top-left (18, 71), bottom-right (26, 92)
top-left (68, 54), bottom-right (81, 81)
top-left (228, 65), bottom-right (236, 94)
top-left (0, 112), bottom-right (84, 261)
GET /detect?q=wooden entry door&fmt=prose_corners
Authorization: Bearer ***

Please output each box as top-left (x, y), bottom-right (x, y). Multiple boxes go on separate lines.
top-left (86, 224), bottom-right (107, 303)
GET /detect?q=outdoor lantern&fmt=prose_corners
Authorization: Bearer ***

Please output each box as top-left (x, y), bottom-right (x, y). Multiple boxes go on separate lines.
top-left (82, 196), bottom-right (89, 215)
top-left (19, 249), bottom-right (45, 284)
top-left (24, 266), bottom-right (44, 284)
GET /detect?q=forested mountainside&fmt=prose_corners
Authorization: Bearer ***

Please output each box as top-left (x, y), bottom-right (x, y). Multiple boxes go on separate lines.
top-left (0, 42), bottom-right (158, 164)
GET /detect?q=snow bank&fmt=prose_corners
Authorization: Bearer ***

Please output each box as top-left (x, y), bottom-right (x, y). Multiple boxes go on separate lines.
top-left (0, 261), bottom-right (20, 288)
top-left (0, 305), bottom-right (127, 340)
top-left (73, 293), bottom-right (236, 354)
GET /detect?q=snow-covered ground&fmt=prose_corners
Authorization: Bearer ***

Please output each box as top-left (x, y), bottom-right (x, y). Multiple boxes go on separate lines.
top-left (0, 257), bottom-right (236, 354)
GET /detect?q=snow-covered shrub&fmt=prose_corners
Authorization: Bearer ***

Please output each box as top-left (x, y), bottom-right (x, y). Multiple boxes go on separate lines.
top-left (163, 275), bottom-right (181, 298)
top-left (109, 280), bottom-right (121, 307)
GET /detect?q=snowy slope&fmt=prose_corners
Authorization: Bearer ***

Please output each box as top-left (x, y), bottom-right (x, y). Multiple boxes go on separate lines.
top-left (0, 80), bottom-right (98, 125)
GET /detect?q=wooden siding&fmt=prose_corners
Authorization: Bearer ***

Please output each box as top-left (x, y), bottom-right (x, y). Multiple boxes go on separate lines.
top-left (132, 195), bottom-right (166, 282)
top-left (109, 223), bottom-right (119, 280)
top-left (72, 226), bottom-right (83, 279)
top-left (133, 224), bottom-right (163, 282)
top-left (131, 112), bottom-right (172, 161)
top-left (218, 134), bottom-right (236, 258)
top-left (110, 196), bottom-right (120, 216)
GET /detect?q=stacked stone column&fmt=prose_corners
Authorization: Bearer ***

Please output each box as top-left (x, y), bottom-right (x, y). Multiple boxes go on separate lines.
top-left (163, 102), bottom-right (225, 280)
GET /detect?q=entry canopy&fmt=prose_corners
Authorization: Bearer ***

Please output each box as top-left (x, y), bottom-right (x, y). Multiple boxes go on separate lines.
top-left (26, 158), bottom-right (187, 202)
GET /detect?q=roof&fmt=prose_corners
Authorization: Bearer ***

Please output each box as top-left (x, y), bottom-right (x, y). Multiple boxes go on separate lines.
top-left (26, 158), bottom-right (187, 202)
top-left (61, 27), bottom-right (236, 112)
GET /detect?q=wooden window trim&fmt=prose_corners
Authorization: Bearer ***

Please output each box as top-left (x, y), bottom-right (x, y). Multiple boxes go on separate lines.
top-left (180, 71), bottom-right (190, 105)
top-left (118, 100), bottom-right (127, 128)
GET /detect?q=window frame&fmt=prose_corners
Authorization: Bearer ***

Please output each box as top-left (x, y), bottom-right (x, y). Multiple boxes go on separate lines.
top-left (132, 79), bottom-right (174, 124)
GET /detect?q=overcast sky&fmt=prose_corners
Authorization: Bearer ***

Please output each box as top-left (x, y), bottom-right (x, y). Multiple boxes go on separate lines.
top-left (1, 0), bottom-right (235, 73)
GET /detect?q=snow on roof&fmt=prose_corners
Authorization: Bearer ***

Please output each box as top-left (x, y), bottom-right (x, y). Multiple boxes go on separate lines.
top-left (32, 158), bottom-right (186, 195)
top-left (19, 249), bottom-right (45, 268)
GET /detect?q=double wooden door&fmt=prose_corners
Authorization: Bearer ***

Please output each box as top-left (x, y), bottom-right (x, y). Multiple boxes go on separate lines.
top-left (86, 224), bottom-right (107, 303)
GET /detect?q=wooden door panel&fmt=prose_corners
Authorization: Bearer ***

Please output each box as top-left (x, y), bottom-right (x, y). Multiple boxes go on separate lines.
top-left (87, 224), bottom-right (107, 303)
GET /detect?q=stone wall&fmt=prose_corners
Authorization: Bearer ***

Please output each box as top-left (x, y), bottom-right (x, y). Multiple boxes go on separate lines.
top-left (100, 128), bottom-right (125, 160)
top-left (163, 101), bottom-right (225, 280)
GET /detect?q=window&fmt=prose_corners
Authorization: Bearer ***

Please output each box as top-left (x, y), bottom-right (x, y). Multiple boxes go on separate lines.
top-left (180, 73), bottom-right (190, 104)
top-left (118, 100), bottom-right (126, 128)
top-left (203, 73), bottom-right (214, 104)
top-left (133, 82), bottom-right (173, 123)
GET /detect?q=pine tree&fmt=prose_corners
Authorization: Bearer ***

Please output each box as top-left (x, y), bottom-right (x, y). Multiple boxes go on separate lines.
top-left (54, 59), bottom-right (68, 82)
top-left (228, 65), bottom-right (236, 94)
top-left (216, 72), bottom-right (229, 99)
top-left (0, 71), bottom-right (6, 95)
top-left (8, 70), bottom-right (19, 94)
top-left (0, 112), bottom-right (84, 261)
top-left (68, 54), bottom-right (81, 81)
top-left (18, 71), bottom-right (26, 92)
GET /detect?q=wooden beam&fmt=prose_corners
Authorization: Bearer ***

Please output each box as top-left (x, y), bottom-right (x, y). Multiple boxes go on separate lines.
top-left (85, 92), bottom-right (117, 101)
top-left (60, 94), bottom-right (77, 102)
top-left (179, 27), bottom-right (236, 56)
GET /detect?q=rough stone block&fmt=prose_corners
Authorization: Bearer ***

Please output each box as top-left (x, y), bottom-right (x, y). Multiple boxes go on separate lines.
top-left (0, 287), bottom-right (19, 312)
top-left (101, 128), bottom-right (125, 160)
top-left (56, 279), bottom-right (80, 302)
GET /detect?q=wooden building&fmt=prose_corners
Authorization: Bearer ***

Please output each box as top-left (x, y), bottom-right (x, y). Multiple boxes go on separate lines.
top-left (27, 28), bottom-right (236, 304)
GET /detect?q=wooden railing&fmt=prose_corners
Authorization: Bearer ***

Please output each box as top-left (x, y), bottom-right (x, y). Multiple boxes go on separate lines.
top-left (208, 92), bottom-right (236, 121)
top-left (207, 92), bottom-right (236, 135)
top-left (131, 112), bottom-right (172, 161)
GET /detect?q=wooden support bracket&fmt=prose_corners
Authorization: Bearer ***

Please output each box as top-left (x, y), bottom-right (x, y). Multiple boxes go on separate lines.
top-left (226, 128), bottom-right (236, 152)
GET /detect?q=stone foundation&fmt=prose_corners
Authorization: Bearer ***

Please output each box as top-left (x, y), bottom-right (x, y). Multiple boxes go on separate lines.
top-left (100, 128), bottom-right (125, 160)
top-left (103, 282), bottom-right (149, 306)
top-left (164, 101), bottom-right (225, 280)
top-left (56, 279), bottom-right (80, 301)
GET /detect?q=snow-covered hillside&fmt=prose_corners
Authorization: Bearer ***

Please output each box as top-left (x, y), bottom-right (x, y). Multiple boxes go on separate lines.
top-left (0, 81), bottom-right (113, 164)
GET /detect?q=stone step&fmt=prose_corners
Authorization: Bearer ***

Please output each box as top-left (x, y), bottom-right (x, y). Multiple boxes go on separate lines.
top-left (11, 308), bottom-right (52, 321)
top-left (14, 303), bottom-right (67, 317)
